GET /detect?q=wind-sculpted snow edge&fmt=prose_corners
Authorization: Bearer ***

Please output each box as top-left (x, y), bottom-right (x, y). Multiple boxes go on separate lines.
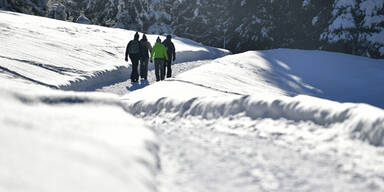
top-left (124, 94), bottom-right (384, 147)
top-left (0, 89), bottom-right (161, 192)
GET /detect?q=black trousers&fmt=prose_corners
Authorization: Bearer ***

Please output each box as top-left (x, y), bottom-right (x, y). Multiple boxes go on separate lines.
top-left (129, 54), bottom-right (140, 81)
top-left (140, 58), bottom-right (149, 79)
top-left (154, 58), bottom-right (165, 81)
top-left (164, 55), bottom-right (173, 78)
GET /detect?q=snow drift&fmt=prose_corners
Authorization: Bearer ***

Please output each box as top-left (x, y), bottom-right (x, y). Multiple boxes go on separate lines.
top-left (125, 93), bottom-right (384, 146)
top-left (123, 49), bottom-right (384, 147)
top-left (0, 89), bottom-right (159, 192)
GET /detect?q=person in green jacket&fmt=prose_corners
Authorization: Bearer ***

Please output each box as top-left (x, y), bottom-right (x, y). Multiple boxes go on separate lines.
top-left (150, 37), bottom-right (169, 81)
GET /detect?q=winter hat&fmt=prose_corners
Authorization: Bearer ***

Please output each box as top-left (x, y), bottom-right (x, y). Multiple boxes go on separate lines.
top-left (156, 37), bottom-right (161, 43)
top-left (142, 34), bottom-right (147, 41)
top-left (166, 35), bottom-right (172, 39)
top-left (134, 32), bottom-right (139, 40)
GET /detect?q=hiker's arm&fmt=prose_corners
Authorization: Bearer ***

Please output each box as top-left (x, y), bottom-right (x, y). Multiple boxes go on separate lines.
top-left (172, 43), bottom-right (176, 60)
top-left (148, 42), bottom-right (152, 54)
top-left (125, 42), bottom-right (130, 61)
top-left (164, 47), bottom-right (169, 61)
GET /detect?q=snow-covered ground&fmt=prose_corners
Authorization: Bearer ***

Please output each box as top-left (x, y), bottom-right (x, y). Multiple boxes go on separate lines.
top-left (1, 10), bottom-right (384, 192)
top-left (122, 50), bottom-right (384, 191)
top-left (0, 10), bottom-right (227, 192)
top-left (0, 90), bottom-right (159, 192)
top-left (0, 10), bottom-right (228, 91)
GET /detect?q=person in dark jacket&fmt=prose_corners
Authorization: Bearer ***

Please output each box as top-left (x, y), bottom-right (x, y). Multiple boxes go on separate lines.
top-left (162, 35), bottom-right (176, 78)
top-left (125, 32), bottom-right (142, 83)
top-left (139, 34), bottom-right (152, 81)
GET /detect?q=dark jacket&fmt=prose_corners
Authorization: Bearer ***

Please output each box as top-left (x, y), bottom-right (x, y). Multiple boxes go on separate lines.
top-left (125, 38), bottom-right (142, 60)
top-left (140, 39), bottom-right (152, 59)
top-left (162, 39), bottom-right (176, 59)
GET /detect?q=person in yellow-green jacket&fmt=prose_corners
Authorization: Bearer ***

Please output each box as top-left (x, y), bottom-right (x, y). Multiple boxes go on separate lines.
top-left (150, 37), bottom-right (169, 81)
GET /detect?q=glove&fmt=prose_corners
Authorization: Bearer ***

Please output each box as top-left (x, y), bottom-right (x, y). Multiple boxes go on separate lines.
top-left (150, 59), bottom-right (153, 63)
top-left (125, 58), bottom-right (128, 62)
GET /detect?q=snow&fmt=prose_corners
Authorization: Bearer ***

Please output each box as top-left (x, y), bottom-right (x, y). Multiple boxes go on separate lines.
top-left (328, 13), bottom-right (356, 31)
top-left (0, 90), bottom-right (158, 192)
top-left (360, 0), bottom-right (384, 16)
top-left (122, 49), bottom-right (384, 191)
top-left (0, 10), bottom-right (228, 90)
top-left (241, 0), bottom-right (247, 7)
top-left (335, 0), bottom-right (357, 9)
top-left (0, 10), bottom-right (228, 192)
top-left (2, 9), bottom-right (384, 192)
top-left (312, 16), bottom-right (319, 25)
top-left (302, 0), bottom-right (311, 7)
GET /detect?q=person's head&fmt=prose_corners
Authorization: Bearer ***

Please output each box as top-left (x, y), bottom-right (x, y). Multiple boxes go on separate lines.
top-left (134, 32), bottom-right (139, 40)
top-left (166, 34), bottom-right (172, 40)
top-left (142, 34), bottom-right (147, 41)
top-left (156, 37), bottom-right (161, 43)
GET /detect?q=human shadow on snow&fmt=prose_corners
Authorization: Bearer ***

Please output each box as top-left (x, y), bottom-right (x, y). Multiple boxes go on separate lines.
top-left (126, 80), bottom-right (150, 91)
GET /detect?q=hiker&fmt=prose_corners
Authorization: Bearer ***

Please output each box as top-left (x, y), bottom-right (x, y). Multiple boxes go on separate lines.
top-left (125, 32), bottom-right (142, 83)
top-left (139, 34), bottom-right (152, 81)
top-left (162, 35), bottom-right (176, 78)
top-left (150, 37), bottom-right (168, 81)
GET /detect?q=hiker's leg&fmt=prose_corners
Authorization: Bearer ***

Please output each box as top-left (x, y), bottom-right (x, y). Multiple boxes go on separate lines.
top-left (139, 59), bottom-right (145, 79)
top-left (132, 59), bottom-right (139, 81)
top-left (160, 59), bottom-right (165, 81)
top-left (166, 58), bottom-right (172, 78)
top-left (129, 55), bottom-right (137, 81)
top-left (154, 59), bottom-right (160, 81)
top-left (143, 58), bottom-right (148, 80)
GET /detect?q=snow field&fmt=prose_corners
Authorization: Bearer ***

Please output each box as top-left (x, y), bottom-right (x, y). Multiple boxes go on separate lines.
top-left (1, 9), bottom-right (384, 192)
top-left (0, 10), bottom-right (229, 91)
top-left (0, 11), bottom-right (229, 192)
top-left (177, 49), bottom-right (384, 108)
top-left (122, 49), bottom-right (384, 191)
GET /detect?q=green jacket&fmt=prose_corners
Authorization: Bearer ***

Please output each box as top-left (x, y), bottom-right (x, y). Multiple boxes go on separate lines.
top-left (150, 42), bottom-right (169, 61)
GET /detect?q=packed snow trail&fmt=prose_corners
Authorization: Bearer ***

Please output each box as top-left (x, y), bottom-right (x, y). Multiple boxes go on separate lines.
top-left (96, 60), bottom-right (210, 95)
top-left (146, 116), bottom-right (378, 192)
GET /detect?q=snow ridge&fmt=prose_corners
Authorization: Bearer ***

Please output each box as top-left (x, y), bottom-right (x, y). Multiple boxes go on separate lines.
top-left (125, 94), bottom-right (384, 147)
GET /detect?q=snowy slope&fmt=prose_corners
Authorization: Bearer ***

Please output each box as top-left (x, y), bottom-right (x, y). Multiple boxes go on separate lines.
top-left (0, 10), bottom-right (228, 91)
top-left (0, 11), bottom-right (229, 192)
top-left (122, 49), bottom-right (384, 191)
top-left (176, 49), bottom-right (384, 108)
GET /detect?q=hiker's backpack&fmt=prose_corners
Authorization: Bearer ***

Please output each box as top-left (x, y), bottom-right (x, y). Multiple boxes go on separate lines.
top-left (129, 40), bottom-right (140, 54)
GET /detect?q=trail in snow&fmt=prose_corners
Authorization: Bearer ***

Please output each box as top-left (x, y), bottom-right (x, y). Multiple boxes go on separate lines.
top-left (96, 60), bottom-right (210, 95)
top-left (147, 116), bottom-right (373, 192)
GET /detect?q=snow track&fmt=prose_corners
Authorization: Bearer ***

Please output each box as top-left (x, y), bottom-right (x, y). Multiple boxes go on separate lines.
top-left (96, 60), bottom-right (211, 95)
top-left (124, 91), bottom-right (384, 192)
top-left (125, 94), bottom-right (384, 146)
top-left (148, 116), bottom-right (380, 192)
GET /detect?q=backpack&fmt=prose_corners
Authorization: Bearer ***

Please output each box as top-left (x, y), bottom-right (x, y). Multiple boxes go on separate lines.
top-left (163, 40), bottom-right (174, 53)
top-left (129, 40), bottom-right (140, 54)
